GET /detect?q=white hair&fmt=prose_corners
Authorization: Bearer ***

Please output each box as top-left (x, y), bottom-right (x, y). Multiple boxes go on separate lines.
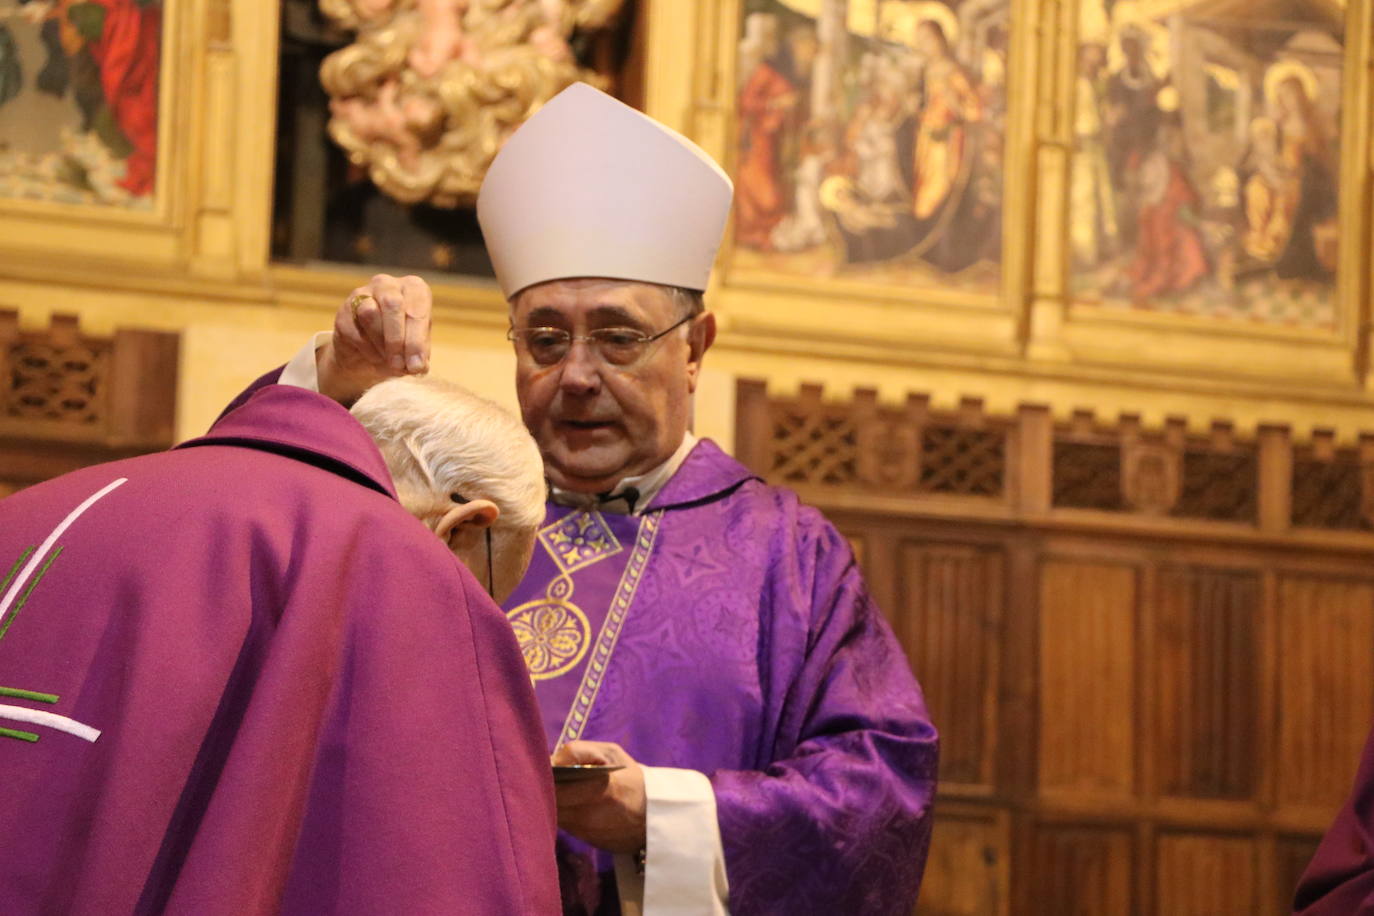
top-left (350, 376), bottom-right (546, 534)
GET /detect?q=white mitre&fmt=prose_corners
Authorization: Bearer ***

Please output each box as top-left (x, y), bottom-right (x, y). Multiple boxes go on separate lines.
top-left (476, 82), bottom-right (734, 299)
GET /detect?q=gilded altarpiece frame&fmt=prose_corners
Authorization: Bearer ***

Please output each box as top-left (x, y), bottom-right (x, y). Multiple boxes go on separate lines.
top-left (0, 0), bottom-right (281, 285)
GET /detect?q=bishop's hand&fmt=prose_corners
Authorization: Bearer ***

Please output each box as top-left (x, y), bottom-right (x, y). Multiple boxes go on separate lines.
top-left (553, 740), bottom-right (648, 855)
top-left (318, 273), bottom-right (433, 405)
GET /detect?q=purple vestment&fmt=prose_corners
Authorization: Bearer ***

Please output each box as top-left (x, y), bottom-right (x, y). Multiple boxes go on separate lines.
top-left (504, 440), bottom-right (939, 915)
top-left (1294, 723), bottom-right (1374, 913)
top-left (0, 385), bottom-right (559, 915)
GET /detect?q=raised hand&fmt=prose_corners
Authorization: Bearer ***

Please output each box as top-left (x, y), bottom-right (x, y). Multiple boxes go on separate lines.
top-left (318, 273), bottom-right (434, 404)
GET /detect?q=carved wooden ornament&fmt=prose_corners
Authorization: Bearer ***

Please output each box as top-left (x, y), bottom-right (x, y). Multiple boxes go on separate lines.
top-left (856, 419), bottom-right (920, 490)
top-left (319, 0), bottom-right (625, 207)
top-left (1121, 440), bottom-right (1181, 515)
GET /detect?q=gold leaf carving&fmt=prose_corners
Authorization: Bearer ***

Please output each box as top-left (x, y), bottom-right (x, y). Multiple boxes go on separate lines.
top-left (319, 0), bottom-right (626, 207)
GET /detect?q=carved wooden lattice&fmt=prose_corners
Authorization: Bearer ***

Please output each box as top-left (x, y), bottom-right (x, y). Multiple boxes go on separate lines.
top-left (736, 380), bottom-right (1374, 537)
top-left (745, 385), bottom-right (1009, 499)
top-left (1053, 442), bottom-right (1123, 511)
top-left (1291, 450), bottom-right (1369, 530)
top-left (919, 425), bottom-right (1005, 497)
top-left (1175, 449), bottom-right (1259, 522)
top-left (1050, 415), bottom-right (1259, 523)
top-left (770, 409), bottom-right (858, 486)
top-left (0, 310), bottom-right (178, 492)
top-left (5, 336), bottom-right (110, 425)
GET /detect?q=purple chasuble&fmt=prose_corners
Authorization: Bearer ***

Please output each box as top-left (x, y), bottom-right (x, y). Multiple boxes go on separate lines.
top-left (1294, 722), bottom-right (1374, 913)
top-left (502, 440), bottom-right (939, 915)
top-left (0, 385), bottom-right (559, 915)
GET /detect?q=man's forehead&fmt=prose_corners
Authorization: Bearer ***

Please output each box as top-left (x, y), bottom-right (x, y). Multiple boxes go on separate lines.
top-left (524, 303), bottom-right (642, 327)
top-left (510, 278), bottom-right (675, 320)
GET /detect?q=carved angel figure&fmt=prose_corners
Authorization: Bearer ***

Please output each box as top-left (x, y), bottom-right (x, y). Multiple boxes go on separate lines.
top-left (321, 0), bottom-right (625, 206)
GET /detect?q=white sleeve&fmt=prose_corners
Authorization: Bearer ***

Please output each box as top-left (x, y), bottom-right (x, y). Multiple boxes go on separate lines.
top-left (613, 766), bottom-right (730, 916)
top-left (277, 331), bottom-right (334, 392)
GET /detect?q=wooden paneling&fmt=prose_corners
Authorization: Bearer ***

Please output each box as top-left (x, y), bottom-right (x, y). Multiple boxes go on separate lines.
top-left (1155, 833), bottom-right (1257, 916)
top-left (897, 542), bottom-right (1005, 789)
top-left (1039, 561), bottom-right (1137, 796)
top-left (0, 312), bottom-right (178, 492)
top-left (1155, 567), bottom-right (1261, 800)
top-left (1028, 825), bottom-right (1133, 915)
top-left (1276, 576), bottom-right (1374, 810)
top-left (916, 805), bottom-right (1010, 916)
top-left (1277, 836), bottom-right (1322, 911)
top-left (739, 382), bottom-right (1374, 914)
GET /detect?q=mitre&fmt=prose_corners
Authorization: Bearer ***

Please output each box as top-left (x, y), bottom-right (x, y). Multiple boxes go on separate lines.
top-left (477, 82), bottom-right (734, 298)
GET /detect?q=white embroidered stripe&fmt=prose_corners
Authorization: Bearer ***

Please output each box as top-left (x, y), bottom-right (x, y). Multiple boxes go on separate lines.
top-left (0, 704), bottom-right (101, 742)
top-left (0, 477), bottom-right (128, 624)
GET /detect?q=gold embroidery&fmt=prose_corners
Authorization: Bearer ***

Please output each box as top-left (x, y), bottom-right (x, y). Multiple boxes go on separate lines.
top-left (507, 593), bottom-right (591, 680)
top-left (557, 511), bottom-right (662, 747)
top-left (539, 511), bottom-right (623, 574)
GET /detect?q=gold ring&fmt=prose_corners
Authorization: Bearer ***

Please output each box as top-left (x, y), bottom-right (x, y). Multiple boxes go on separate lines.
top-left (348, 293), bottom-right (372, 316)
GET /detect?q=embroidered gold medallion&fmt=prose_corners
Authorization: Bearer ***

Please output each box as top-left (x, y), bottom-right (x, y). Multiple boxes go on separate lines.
top-left (507, 510), bottom-right (622, 682)
top-left (506, 594), bottom-right (591, 680)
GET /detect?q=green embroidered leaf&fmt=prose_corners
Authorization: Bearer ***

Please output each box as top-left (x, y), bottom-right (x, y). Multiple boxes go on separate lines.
top-left (0, 727), bottom-right (39, 743)
top-left (0, 687), bottom-right (58, 704)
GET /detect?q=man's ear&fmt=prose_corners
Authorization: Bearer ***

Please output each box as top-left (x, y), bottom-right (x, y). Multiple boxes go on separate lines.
top-left (686, 312), bottom-right (716, 394)
top-left (434, 499), bottom-right (501, 550)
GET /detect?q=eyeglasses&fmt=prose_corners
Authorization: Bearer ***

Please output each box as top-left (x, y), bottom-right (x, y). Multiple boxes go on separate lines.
top-left (506, 314), bottom-right (694, 367)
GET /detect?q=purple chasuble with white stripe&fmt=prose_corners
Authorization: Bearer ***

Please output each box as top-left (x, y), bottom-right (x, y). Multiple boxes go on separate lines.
top-left (0, 385), bottom-right (559, 915)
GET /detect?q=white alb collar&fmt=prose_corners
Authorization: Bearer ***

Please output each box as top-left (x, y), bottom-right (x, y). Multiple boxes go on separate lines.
top-left (549, 432), bottom-right (697, 515)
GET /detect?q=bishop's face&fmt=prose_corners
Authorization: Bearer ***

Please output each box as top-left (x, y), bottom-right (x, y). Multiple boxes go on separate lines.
top-left (510, 278), bottom-right (712, 494)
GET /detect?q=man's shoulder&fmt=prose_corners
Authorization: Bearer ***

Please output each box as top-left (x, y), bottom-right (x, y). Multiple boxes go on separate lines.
top-left (190, 384), bottom-right (396, 499)
top-left (671, 441), bottom-right (838, 540)
top-left (167, 440), bottom-right (425, 556)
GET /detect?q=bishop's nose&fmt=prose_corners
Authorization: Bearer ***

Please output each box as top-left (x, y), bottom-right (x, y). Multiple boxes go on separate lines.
top-left (557, 339), bottom-right (603, 394)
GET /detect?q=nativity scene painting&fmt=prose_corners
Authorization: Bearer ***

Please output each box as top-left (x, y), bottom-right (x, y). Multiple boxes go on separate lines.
top-left (0, 0), bottom-right (161, 207)
top-left (1070, 0), bottom-right (1344, 329)
top-left (730, 0), bottom-right (1008, 294)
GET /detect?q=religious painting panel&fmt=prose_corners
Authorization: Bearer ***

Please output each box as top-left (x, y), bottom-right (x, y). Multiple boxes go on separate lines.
top-left (727, 0), bottom-right (1009, 296)
top-left (1070, 0), bottom-right (1345, 329)
top-left (0, 0), bottom-right (163, 208)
